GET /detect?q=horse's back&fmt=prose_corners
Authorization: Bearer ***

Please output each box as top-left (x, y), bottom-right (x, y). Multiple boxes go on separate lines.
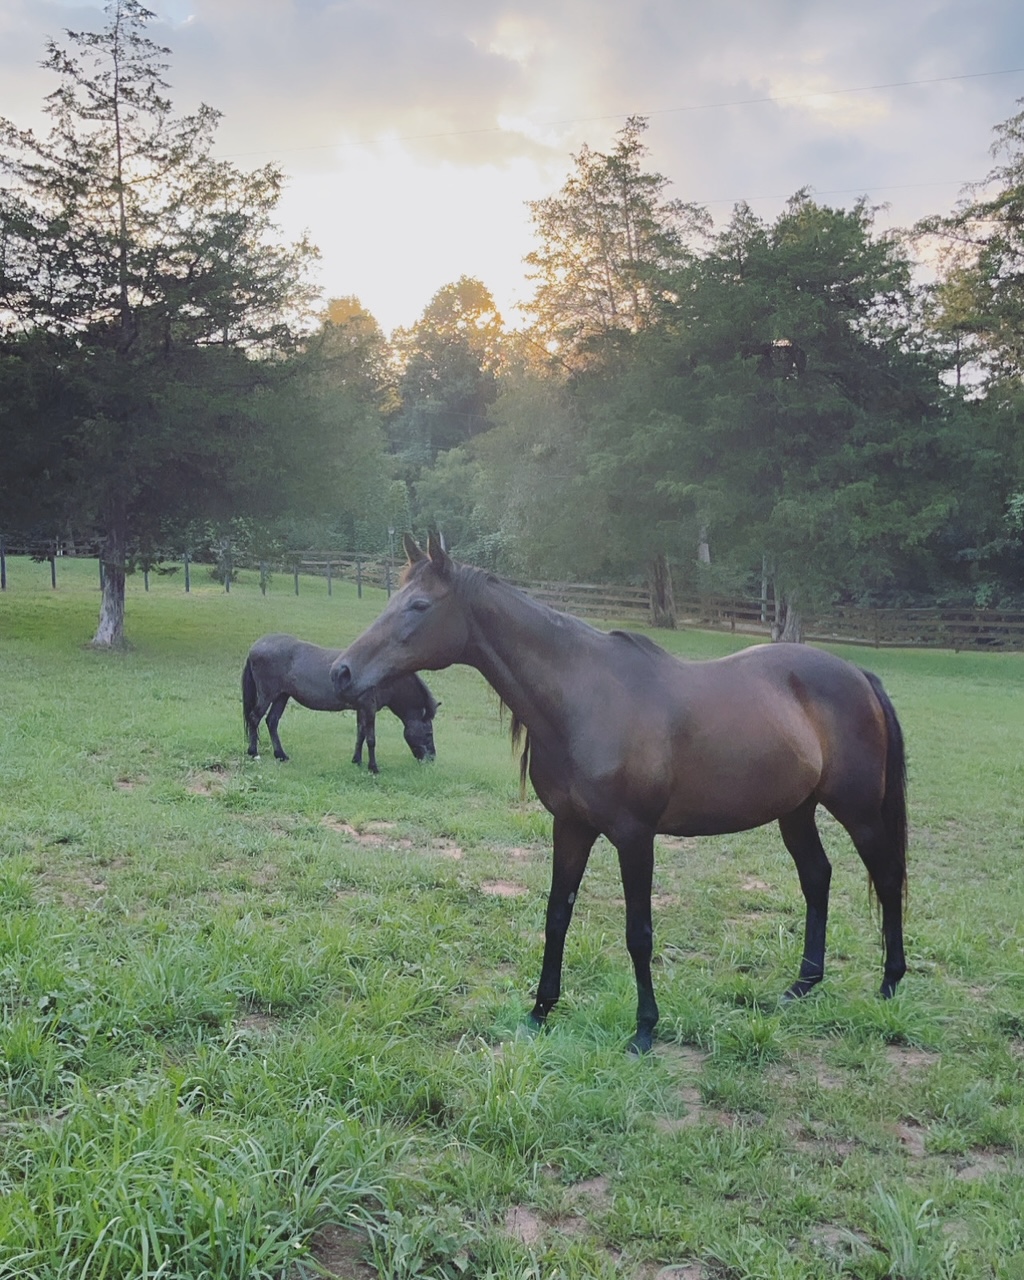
top-left (247, 634), bottom-right (344, 710)
top-left (379, 672), bottom-right (437, 719)
top-left (555, 636), bottom-right (887, 838)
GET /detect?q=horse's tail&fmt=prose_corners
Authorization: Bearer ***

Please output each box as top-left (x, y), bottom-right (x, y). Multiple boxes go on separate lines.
top-left (242, 656), bottom-right (258, 745)
top-left (861, 668), bottom-right (909, 903)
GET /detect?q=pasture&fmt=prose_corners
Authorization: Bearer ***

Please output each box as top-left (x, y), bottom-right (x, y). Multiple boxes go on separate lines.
top-left (0, 556), bottom-right (1022, 1279)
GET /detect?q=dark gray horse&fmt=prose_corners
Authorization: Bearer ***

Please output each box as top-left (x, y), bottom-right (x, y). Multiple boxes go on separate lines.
top-left (243, 633), bottom-right (437, 774)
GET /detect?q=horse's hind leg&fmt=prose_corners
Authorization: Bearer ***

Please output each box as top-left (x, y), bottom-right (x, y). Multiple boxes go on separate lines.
top-left (615, 829), bottom-right (660, 1053)
top-left (846, 818), bottom-right (907, 999)
top-left (265, 695), bottom-right (290, 761)
top-left (779, 799), bottom-right (832, 1000)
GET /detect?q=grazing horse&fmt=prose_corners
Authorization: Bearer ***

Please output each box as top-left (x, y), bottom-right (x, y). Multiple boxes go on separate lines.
top-left (330, 535), bottom-right (908, 1053)
top-left (243, 633), bottom-right (437, 774)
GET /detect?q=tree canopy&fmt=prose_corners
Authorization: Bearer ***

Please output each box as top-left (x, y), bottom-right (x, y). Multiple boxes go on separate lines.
top-left (0, 0), bottom-right (327, 644)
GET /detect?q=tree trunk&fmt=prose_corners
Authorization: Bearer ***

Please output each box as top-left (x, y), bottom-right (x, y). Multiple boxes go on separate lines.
top-left (649, 551), bottom-right (676, 629)
top-left (770, 589), bottom-right (804, 643)
top-left (91, 510), bottom-right (128, 649)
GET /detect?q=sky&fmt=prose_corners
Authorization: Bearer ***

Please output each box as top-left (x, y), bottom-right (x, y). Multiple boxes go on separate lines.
top-left (3, 0), bottom-right (1024, 335)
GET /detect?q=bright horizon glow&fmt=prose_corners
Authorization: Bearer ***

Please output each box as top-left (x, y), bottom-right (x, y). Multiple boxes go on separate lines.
top-left (273, 139), bottom-right (559, 334)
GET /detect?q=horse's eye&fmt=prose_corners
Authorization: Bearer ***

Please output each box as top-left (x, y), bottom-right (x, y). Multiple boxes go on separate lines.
top-left (407, 598), bottom-right (430, 613)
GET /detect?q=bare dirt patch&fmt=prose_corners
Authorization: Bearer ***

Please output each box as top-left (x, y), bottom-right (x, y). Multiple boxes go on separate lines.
top-left (481, 879), bottom-right (528, 897)
top-left (187, 771), bottom-right (228, 796)
top-left (235, 1012), bottom-right (279, 1035)
top-left (504, 1205), bottom-right (544, 1246)
top-left (886, 1045), bottom-right (940, 1078)
top-left (320, 818), bottom-right (386, 845)
top-left (565, 1175), bottom-right (611, 1213)
top-left (431, 838), bottom-right (463, 859)
top-left (895, 1121), bottom-right (928, 1157)
top-left (955, 1150), bottom-right (1016, 1181)
top-left (303, 1223), bottom-right (376, 1279)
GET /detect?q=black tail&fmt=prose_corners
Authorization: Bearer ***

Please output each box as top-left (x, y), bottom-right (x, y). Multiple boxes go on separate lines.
top-left (242, 657), bottom-right (258, 747)
top-left (861, 668), bottom-right (909, 901)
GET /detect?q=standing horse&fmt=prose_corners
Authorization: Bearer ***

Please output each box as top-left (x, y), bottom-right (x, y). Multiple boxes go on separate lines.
top-left (331, 535), bottom-right (908, 1053)
top-left (243, 633), bottom-right (437, 775)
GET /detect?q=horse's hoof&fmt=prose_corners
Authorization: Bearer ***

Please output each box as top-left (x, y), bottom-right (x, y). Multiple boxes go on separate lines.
top-left (628, 1029), bottom-right (654, 1055)
top-left (781, 975), bottom-right (822, 1003)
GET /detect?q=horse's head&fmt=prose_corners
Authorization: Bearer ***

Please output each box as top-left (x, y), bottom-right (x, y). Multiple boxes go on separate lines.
top-left (331, 533), bottom-right (469, 703)
top-left (403, 705), bottom-right (437, 761)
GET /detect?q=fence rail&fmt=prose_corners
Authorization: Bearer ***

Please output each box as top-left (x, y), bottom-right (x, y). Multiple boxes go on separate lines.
top-left (3, 542), bottom-right (1023, 651)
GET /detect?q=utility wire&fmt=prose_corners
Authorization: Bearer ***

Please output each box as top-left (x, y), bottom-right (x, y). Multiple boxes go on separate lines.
top-left (216, 66), bottom-right (1024, 160)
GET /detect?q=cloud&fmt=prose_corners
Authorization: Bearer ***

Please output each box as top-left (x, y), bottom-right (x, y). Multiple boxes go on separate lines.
top-left (4, 0), bottom-right (1024, 329)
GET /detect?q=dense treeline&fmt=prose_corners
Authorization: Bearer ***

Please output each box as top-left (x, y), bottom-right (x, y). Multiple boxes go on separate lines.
top-left (2, 4), bottom-right (1023, 645)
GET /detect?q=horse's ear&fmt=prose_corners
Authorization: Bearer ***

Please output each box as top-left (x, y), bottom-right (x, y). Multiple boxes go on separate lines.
top-left (403, 533), bottom-right (426, 564)
top-left (427, 531), bottom-right (453, 577)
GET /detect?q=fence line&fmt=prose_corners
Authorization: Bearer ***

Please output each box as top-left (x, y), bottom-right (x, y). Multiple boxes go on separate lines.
top-left (2, 542), bottom-right (1022, 651)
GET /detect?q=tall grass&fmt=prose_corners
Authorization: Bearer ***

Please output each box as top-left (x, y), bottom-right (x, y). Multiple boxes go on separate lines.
top-left (1, 556), bottom-right (1022, 1278)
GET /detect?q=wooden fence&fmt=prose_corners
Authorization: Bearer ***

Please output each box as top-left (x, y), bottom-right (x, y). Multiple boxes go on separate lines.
top-left (3, 542), bottom-right (1023, 651)
top-left (509, 578), bottom-right (1024, 652)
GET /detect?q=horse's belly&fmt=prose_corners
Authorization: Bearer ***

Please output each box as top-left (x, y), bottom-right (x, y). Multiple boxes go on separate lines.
top-left (656, 744), bottom-right (821, 836)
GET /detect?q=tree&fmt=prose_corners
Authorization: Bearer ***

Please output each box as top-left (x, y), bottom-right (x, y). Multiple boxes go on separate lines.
top-left (0, 0), bottom-right (320, 646)
top-left (389, 277), bottom-right (503, 470)
top-left (524, 116), bottom-right (707, 364)
top-left (653, 194), bottom-right (961, 627)
top-left (920, 102), bottom-right (1024, 386)
top-left (503, 192), bottom-right (963, 629)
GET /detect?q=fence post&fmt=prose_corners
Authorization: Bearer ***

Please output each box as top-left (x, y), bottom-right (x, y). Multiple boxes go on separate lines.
top-left (0, 539), bottom-right (6, 591)
top-left (224, 546), bottom-right (231, 593)
top-left (385, 563), bottom-right (392, 597)
top-left (144, 567), bottom-right (150, 592)
top-left (327, 561), bottom-right (332, 596)
top-left (50, 550), bottom-right (57, 589)
top-left (356, 557), bottom-right (363, 599)
top-left (260, 561), bottom-right (268, 596)
top-left (294, 564), bottom-right (300, 595)
top-left (184, 550), bottom-right (190, 593)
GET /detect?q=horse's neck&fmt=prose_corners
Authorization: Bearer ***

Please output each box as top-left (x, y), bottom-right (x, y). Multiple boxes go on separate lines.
top-left (462, 576), bottom-right (578, 735)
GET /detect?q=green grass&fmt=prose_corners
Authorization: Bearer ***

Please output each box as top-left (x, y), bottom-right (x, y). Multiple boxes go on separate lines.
top-left (1, 556), bottom-right (1022, 1279)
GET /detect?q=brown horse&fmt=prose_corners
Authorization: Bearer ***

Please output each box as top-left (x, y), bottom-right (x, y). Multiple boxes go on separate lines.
top-left (331, 535), bottom-right (908, 1052)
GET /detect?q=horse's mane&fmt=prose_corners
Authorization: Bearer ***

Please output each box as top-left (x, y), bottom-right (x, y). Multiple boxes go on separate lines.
top-left (609, 628), bottom-right (664, 657)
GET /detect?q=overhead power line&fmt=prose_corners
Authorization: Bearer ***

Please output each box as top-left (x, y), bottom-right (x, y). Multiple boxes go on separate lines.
top-left (217, 66), bottom-right (1024, 161)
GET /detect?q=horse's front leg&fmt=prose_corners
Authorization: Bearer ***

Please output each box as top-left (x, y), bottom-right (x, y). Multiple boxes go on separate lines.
top-left (352, 708), bottom-right (366, 766)
top-left (614, 830), bottom-right (659, 1053)
top-left (529, 816), bottom-right (598, 1031)
top-left (363, 707), bottom-right (379, 774)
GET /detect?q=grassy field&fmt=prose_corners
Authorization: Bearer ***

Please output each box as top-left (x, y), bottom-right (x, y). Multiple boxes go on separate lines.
top-left (0, 555), bottom-right (1022, 1280)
